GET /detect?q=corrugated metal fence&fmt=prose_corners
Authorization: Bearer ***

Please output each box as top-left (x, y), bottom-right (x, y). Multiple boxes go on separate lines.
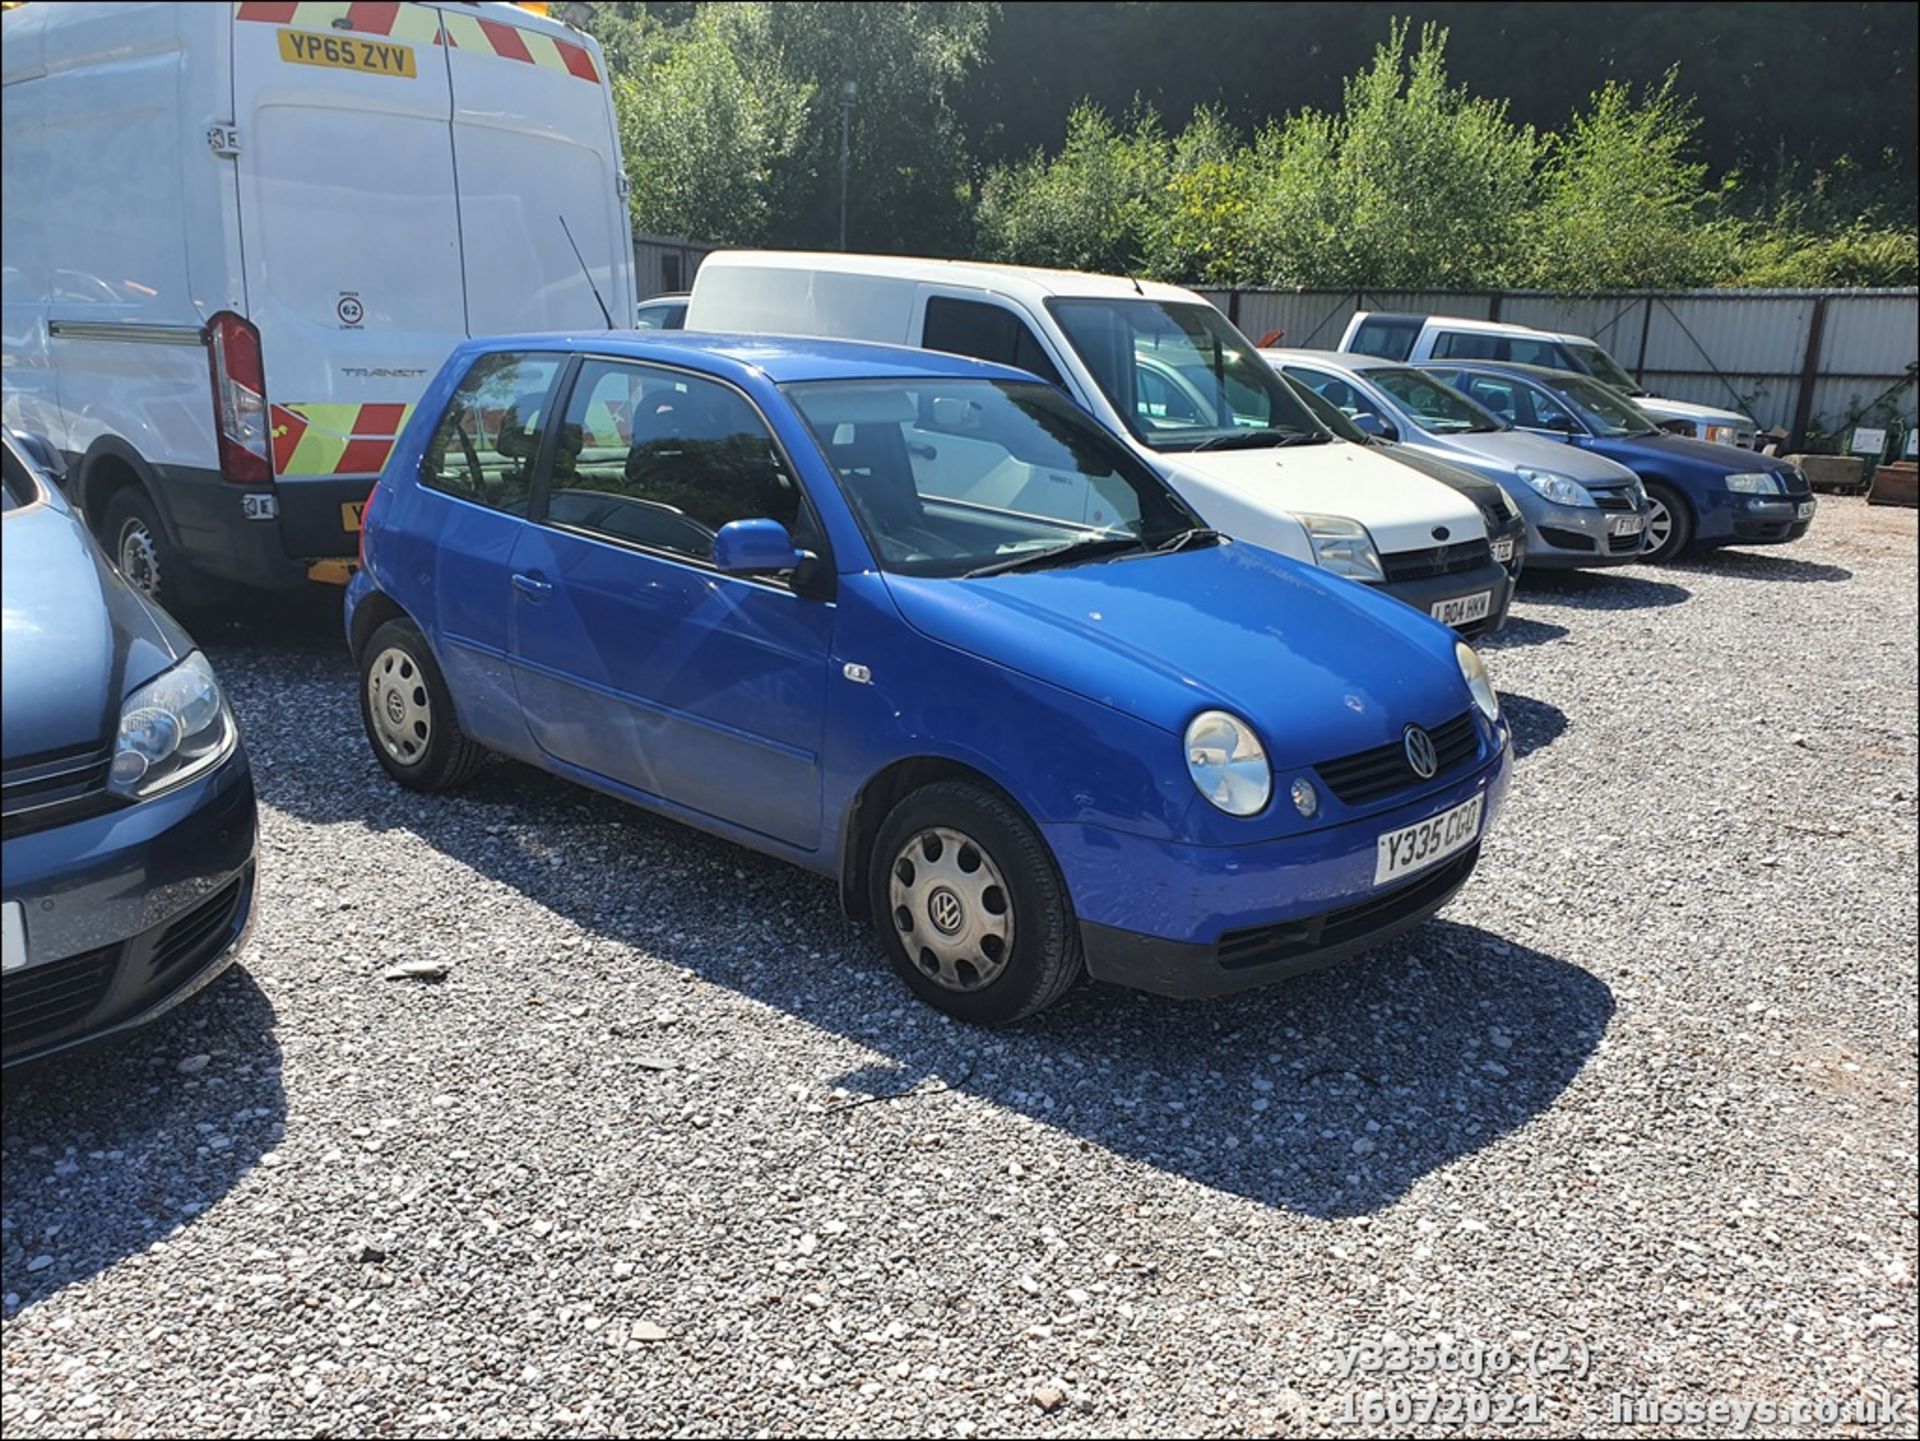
top-left (1198, 287), bottom-right (1919, 448)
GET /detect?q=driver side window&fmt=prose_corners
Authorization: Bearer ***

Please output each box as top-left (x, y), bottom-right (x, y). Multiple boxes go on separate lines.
top-left (545, 359), bottom-right (806, 564)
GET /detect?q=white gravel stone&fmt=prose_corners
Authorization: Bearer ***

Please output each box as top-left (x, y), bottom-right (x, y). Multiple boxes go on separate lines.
top-left (1, 502), bottom-right (1914, 1436)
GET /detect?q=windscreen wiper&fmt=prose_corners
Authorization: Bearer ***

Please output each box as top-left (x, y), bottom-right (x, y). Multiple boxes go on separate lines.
top-left (1189, 428), bottom-right (1329, 452)
top-left (962, 535), bottom-right (1143, 579)
top-left (1141, 526), bottom-right (1224, 556)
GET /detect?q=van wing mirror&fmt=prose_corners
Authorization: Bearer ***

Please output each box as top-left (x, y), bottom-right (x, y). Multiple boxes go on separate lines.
top-left (1351, 411), bottom-right (1396, 441)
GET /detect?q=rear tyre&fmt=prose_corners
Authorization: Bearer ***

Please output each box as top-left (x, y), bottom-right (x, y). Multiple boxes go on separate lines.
top-left (868, 780), bottom-right (1082, 1025)
top-left (103, 488), bottom-right (201, 612)
top-left (358, 617), bottom-right (487, 791)
top-left (1640, 482), bottom-right (1693, 563)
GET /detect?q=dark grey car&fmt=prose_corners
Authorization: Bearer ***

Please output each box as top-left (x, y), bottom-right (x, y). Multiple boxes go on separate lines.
top-left (1, 432), bottom-right (257, 1067)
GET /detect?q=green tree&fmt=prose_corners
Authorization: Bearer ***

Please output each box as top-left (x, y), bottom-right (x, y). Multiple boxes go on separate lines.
top-left (975, 102), bottom-right (1168, 273)
top-left (1244, 22), bottom-right (1541, 288)
top-left (1528, 71), bottom-right (1720, 288)
top-left (613, 5), bottom-right (811, 242)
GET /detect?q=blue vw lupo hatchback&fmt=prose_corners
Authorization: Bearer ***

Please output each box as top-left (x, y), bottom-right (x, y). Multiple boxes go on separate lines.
top-left (346, 334), bottom-right (1511, 1023)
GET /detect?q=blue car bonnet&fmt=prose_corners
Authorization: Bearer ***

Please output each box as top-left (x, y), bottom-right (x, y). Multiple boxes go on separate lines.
top-left (882, 541), bottom-right (1467, 768)
top-left (1, 500), bottom-right (188, 762)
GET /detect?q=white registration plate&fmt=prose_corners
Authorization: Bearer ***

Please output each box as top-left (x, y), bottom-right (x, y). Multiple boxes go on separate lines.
top-left (1795, 500), bottom-right (1816, 520)
top-left (1430, 590), bottom-right (1492, 627)
top-left (1375, 794), bottom-right (1484, 886)
top-left (1491, 537), bottom-right (1515, 564)
top-left (2, 902), bottom-right (25, 974)
top-left (1611, 514), bottom-right (1646, 537)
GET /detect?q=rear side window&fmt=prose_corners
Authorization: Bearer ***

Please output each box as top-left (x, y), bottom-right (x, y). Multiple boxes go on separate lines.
top-left (1429, 330), bottom-right (1504, 361)
top-left (923, 297), bottom-right (1066, 388)
top-left (1283, 366), bottom-right (1370, 416)
top-left (1348, 316), bottom-right (1419, 361)
top-left (1507, 336), bottom-right (1574, 368)
top-left (546, 360), bottom-right (808, 564)
top-left (423, 352), bottom-right (562, 513)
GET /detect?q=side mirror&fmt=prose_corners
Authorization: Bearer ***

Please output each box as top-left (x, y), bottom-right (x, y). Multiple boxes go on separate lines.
top-left (1543, 415), bottom-right (1577, 436)
top-left (1351, 411), bottom-right (1396, 441)
top-left (713, 517), bottom-right (831, 597)
top-left (713, 517), bottom-right (803, 575)
top-left (9, 430), bottom-right (68, 484)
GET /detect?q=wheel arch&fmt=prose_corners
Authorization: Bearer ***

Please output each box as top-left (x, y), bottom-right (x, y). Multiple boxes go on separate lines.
top-left (837, 756), bottom-right (1032, 922)
top-left (77, 436), bottom-right (173, 541)
top-left (348, 588), bottom-right (412, 662)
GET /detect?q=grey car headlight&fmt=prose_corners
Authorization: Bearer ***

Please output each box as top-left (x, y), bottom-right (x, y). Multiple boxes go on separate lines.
top-left (1723, 471), bottom-right (1783, 495)
top-left (1455, 642), bottom-right (1500, 724)
top-left (108, 651), bottom-right (237, 798)
top-left (1293, 512), bottom-right (1386, 583)
top-left (1185, 710), bottom-right (1272, 816)
top-left (1515, 468), bottom-right (1597, 508)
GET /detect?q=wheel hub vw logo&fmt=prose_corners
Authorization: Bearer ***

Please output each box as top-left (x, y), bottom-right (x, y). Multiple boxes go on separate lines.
top-left (1403, 725), bottom-right (1439, 779)
top-left (385, 689), bottom-right (407, 726)
top-left (927, 887), bottom-right (965, 935)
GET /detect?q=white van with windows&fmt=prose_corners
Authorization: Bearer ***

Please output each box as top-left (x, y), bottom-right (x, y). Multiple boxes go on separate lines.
top-left (1339, 312), bottom-right (1757, 448)
top-left (687, 252), bottom-right (1515, 634)
top-left (1, 0), bottom-right (634, 609)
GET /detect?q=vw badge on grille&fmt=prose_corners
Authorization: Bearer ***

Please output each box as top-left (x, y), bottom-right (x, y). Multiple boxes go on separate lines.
top-left (1403, 725), bottom-right (1439, 779)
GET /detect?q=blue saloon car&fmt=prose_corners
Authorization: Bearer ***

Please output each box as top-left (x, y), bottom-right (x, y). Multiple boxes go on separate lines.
top-left (1437, 362), bottom-right (1817, 563)
top-left (2, 431), bottom-right (257, 1067)
top-left (346, 334), bottom-right (1511, 1022)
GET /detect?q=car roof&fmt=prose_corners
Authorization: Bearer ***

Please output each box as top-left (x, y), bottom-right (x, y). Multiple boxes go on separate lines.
top-left (702, 249), bottom-right (1205, 307)
top-left (1262, 347), bottom-right (1397, 371)
top-left (458, 330), bottom-right (1045, 387)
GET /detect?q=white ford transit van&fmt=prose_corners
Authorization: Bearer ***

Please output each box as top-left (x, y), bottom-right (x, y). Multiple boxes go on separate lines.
top-left (1, 0), bottom-right (635, 608)
top-left (686, 251), bottom-right (1514, 634)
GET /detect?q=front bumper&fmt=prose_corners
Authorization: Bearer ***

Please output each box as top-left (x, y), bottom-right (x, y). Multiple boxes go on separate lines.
top-left (1050, 733), bottom-right (1511, 998)
top-left (1, 747), bottom-right (258, 1067)
top-left (1698, 493), bottom-right (1816, 547)
top-left (1376, 558), bottom-right (1515, 638)
top-left (1522, 502), bottom-right (1648, 569)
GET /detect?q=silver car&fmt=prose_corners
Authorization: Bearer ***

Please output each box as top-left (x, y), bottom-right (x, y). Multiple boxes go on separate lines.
top-left (1265, 349), bottom-right (1654, 571)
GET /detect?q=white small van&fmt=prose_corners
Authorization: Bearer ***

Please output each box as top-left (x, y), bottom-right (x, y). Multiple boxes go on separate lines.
top-left (1, 0), bottom-right (635, 608)
top-left (1339, 312), bottom-right (1757, 448)
top-left (687, 252), bottom-right (1515, 634)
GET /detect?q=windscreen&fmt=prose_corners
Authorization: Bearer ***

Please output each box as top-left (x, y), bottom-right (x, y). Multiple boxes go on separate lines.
top-left (1368, 368), bottom-right (1503, 434)
top-left (785, 377), bottom-right (1202, 577)
top-left (1047, 299), bottom-right (1323, 452)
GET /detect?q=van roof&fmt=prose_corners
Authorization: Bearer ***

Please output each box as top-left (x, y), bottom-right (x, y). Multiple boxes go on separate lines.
top-left (461, 329), bottom-right (1046, 387)
top-left (701, 249), bottom-right (1207, 307)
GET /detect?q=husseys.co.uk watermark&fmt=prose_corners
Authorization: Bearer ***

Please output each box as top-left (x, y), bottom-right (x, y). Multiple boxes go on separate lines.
top-left (1609, 1394), bottom-right (1908, 1430)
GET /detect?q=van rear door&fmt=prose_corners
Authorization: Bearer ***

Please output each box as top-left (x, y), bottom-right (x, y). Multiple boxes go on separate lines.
top-left (231, 1), bottom-right (466, 559)
top-left (439, 8), bottom-right (630, 335)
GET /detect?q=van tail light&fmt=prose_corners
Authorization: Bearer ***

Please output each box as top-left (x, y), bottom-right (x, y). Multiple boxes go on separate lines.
top-left (207, 311), bottom-right (272, 485)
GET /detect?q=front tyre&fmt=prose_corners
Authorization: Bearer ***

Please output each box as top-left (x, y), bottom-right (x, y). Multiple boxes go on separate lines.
top-left (1640, 481), bottom-right (1693, 563)
top-left (358, 617), bottom-right (487, 791)
top-left (869, 780), bottom-right (1082, 1025)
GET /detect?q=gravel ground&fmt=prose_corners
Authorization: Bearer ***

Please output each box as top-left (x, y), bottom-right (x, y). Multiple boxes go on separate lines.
top-left (3, 498), bottom-right (1915, 1438)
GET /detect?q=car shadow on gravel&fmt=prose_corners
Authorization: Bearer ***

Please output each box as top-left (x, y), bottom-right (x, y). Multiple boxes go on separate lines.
top-left (1516, 569), bottom-right (1691, 610)
top-left (258, 740), bottom-right (1611, 1222)
top-left (1495, 692), bottom-right (1568, 761)
top-left (1664, 551), bottom-right (1853, 584)
top-left (0, 967), bottom-right (283, 1314)
top-left (1479, 616), bottom-right (1570, 648)
top-left (839, 919), bottom-right (1614, 1218)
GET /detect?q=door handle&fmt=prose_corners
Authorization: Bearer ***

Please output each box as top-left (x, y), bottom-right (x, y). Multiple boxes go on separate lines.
top-left (511, 571), bottom-right (553, 600)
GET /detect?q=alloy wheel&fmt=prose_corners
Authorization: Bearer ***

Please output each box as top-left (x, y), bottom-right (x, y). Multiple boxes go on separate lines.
top-left (1644, 495), bottom-right (1673, 555)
